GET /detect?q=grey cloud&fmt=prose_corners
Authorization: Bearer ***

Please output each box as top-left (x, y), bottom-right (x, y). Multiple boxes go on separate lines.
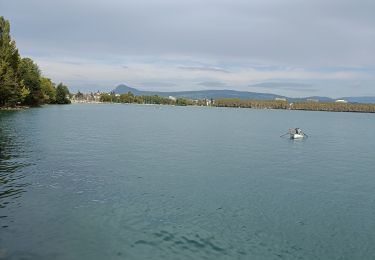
top-left (3, 0), bottom-right (374, 68)
top-left (2, 0), bottom-right (375, 96)
top-left (198, 81), bottom-right (230, 88)
top-left (73, 74), bottom-right (85, 78)
top-left (179, 67), bottom-right (230, 73)
top-left (61, 61), bottom-right (84, 65)
top-left (136, 81), bottom-right (178, 90)
top-left (249, 82), bottom-right (317, 92)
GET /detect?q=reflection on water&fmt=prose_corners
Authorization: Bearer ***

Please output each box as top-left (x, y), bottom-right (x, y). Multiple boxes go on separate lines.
top-left (0, 112), bottom-right (29, 226)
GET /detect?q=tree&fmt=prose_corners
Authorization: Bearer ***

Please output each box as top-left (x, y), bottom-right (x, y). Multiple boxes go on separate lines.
top-left (18, 57), bottom-right (42, 105)
top-left (40, 77), bottom-right (56, 103)
top-left (75, 90), bottom-right (84, 99)
top-left (0, 16), bottom-right (21, 106)
top-left (55, 83), bottom-right (71, 104)
top-left (1, 17), bottom-right (71, 107)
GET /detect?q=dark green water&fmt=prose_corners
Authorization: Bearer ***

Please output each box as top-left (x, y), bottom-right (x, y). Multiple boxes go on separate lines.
top-left (0, 104), bottom-right (374, 260)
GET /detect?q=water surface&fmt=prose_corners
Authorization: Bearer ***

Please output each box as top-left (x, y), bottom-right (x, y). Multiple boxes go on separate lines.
top-left (1, 104), bottom-right (374, 259)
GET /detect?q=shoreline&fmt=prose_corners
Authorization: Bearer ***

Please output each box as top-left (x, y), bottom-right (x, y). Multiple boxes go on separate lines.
top-left (2, 101), bottom-right (375, 114)
top-left (70, 101), bottom-right (375, 114)
top-left (0, 106), bottom-right (29, 111)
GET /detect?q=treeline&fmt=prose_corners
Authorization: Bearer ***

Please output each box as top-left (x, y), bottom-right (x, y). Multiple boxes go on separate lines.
top-left (215, 98), bottom-right (288, 109)
top-left (214, 99), bottom-right (375, 113)
top-left (290, 102), bottom-right (375, 113)
top-left (100, 92), bottom-right (193, 106)
top-left (98, 93), bottom-right (375, 113)
top-left (0, 17), bottom-right (70, 107)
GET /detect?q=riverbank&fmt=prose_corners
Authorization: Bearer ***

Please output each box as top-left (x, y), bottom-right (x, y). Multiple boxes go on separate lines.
top-left (0, 106), bottom-right (29, 111)
top-left (4, 100), bottom-right (375, 114)
top-left (70, 91), bottom-right (375, 113)
top-left (72, 99), bottom-right (375, 113)
top-left (215, 99), bottom-right (375, 113)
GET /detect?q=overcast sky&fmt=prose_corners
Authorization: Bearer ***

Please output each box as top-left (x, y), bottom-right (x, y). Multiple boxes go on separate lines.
top-left (1, 0), bottom-right (374, 97)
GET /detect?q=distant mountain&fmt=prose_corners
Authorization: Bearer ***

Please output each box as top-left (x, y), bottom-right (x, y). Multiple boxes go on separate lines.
top-left (113, 84), bottom-right (287, 101)
top-left (113, 84), bottom-right (375, 103)
top-left (113, 85), bottom-right (145, 96)
top-left (339, 96), bottom-right (375, 103)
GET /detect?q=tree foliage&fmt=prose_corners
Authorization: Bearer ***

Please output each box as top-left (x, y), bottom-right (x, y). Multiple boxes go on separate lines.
top-left (214, 99), bottom-right (375, 113)
top-left (215, 99), bottom-right (288, 109)
top-left (18, 58), bottom-right (43, 105)
top-left (290, 102), bottom-right (375, 113)
top-left (99, 91), bottom-right (194, 106)
top-left (55, 83), bottom-right (71, 104)
top-left (0, 17), bottom-right (21, 106)
top-left (0, 16), bottom-right (70, 107)
top-left (40, 77), bottom-right (56, 104)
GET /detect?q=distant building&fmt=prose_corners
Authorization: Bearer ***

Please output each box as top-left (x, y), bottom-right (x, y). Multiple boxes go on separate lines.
top-left (335, 99), bottom-right (348, 103)
top-left (203, 98), bottom-right (214, 106)
top-left (93, 91), bottom-right (102, 102)
top-left (307, 99), bottom-right (319, 102)
top-left (275, 97), bottom-right (287, 101)
top-left (71, 91), bottom-right (103, 103)
top-left (168, 96), bottom-right (177, 101)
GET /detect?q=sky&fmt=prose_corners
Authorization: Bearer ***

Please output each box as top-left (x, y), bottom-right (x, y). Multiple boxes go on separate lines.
top-left (1, 0), bottom-right (375, 97)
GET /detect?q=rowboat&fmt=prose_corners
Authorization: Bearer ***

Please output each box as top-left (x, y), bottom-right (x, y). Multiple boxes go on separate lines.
top-left (291, 133), bottom-right (305, 139)
top-left (289, 128), bottom-right (306, 139)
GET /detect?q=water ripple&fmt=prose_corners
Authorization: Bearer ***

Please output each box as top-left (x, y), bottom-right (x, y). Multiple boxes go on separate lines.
top-left (134, 230), bottom-right (229, 257)
top-left (0, 115), bottom-right (30, 222)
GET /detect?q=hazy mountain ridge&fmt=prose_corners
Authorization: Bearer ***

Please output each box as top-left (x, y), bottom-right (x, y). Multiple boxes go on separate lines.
top-left (113, 84), bottom-right (375, 103)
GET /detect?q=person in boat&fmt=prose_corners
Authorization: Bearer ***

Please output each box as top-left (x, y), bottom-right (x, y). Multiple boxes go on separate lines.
top-left (295, 128), bottom-right (301, 134)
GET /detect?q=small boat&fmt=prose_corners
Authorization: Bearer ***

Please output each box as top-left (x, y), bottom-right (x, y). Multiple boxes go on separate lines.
top-left (289, 128), bottom-right (306, 139)
top-left (291, 133), bottom-right (304, 139)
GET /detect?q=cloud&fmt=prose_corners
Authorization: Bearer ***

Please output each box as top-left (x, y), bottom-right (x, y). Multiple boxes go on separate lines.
top-left (135, 81), bottom-right (178, 91)
top-left (248, 82), bottom-right (317, 92)
top-left (179, 66), bottom-right (230, 73)
top-left (4, 0), bottom-right (375, 68)
top-left (2, 0), bottom-right (375, 96)
top-left (198, 81), bottom-right (230, 88)
top-left (32, 55), bottom-right (374, 96)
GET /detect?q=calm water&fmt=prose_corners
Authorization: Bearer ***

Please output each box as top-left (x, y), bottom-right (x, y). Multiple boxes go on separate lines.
top-left (0, 104), bottom-right (374, 260)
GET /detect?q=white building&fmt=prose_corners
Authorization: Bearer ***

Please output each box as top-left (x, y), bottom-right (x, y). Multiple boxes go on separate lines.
top-left (335, 99), bottom-right (348, 103)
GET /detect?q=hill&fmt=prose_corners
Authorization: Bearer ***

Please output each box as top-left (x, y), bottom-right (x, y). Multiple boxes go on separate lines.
top-left (112, 84), bottom-right (375, 103)
top-left (113, 84), bottom-right (287, 101)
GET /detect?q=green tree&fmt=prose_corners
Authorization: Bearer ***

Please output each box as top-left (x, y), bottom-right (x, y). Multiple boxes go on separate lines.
top-left (75, 90), bottom-right (84, 99)
top-left (18, 57), bottom-right (42, 105)
top-left (55, 83), bottom-right (71, 104)
top-left (40, 77), bottom-right (56, 103)
top-left (20, 84), bottom-right (30, 102)
top-left (0, 16), bottom-right (21, 106)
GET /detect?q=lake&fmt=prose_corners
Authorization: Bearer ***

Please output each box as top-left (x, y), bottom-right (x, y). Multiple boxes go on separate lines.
top-left (1, 104), bottom-right (374, 259)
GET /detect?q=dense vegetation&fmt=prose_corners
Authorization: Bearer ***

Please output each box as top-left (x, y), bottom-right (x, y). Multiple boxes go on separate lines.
top-left (290, 102), bottom-right (375, 113)
top-left (96, 92), bottom-right (375, 113)
top-left (0, 17), bottom-right (70, 107)
top-left (215, 99), bottom-right (288, 109)
top-left (214, 99), bottom-right (375, 113)
top-left (100, 92), bottom-right (193, 106)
